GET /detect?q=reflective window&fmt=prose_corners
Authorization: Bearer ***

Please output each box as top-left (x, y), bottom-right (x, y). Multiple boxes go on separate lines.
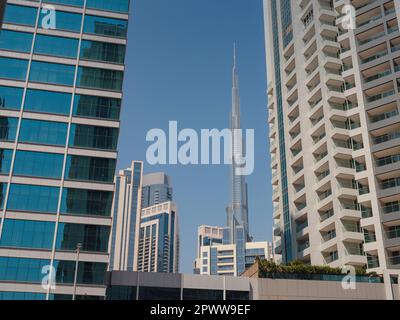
top-left (24, 89), bottom-right (72, 115)
top-left (65, 155), bottom-right (116, 183)
top-left (3, 4), bottom-right (37, 27)
top-left (0, 257), bottom-right (50, 283)
top-left (69, 124), bottom-right (119, 150)
top-left (0, 219), bottom-right (55, 250)
top-left (7, 184), bottom-right (60, 213)
top-left (55, 223), bottom-right (110, 253)
top-left (54, 260), bottom-right (106, 285)
top-left (13, 150), bottom-right (64, 179)
top-left (73, 95), bottom-right (121, 120)
top-left (39, 10), bottom-right (82, 33)
top-left (0, 183), bottom-right (6, 209)
top-left (34, 34), bottom-right (79, 58)
top-left (0, 57), bottom-right (28, 81)
top-left (29, 61), bottom-right (75, 86)
top-left (0, 149), bottom-right (13, 175)
top-left (183, 289), bottom-right (223, 300)
top-left (80, 40), bottom-right (126, 64)
top-left (139, 287), bottom-right (181, 300)
top-left (19, 119), bottom-right (68, 146)
top-left (0, 30), bottom-right (33, 53)
top-left (86, 0), bottom-right (130, 13)
top-left (0, 292), bottom-right (46, 300)
top-left (0, 86), bottom-right (23, 110)
top-left (43, 0), bottom-right (84, 7)
top-left (106, 286), bottom-right (136, 300)
top-left (83, 15), bottom-right (127, 38)
top-left (60, 188), bottom-right (113, 217)
top-left (0, 117), bottom-right (18, 142)
top-left (77, 66), bottom-right (124, 91)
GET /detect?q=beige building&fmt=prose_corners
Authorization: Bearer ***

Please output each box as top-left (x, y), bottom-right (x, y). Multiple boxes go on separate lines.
top-left (264, 0), bottom-right (400, 281)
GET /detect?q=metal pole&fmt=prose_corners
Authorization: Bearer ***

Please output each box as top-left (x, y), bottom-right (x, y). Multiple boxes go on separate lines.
top-left (72, 243), bottom-right (82, 300)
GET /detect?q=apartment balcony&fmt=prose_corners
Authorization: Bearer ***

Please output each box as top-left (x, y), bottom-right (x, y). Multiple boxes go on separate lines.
top-left (318, 4), bottom-right (336, 22)
top-left (384, 229), bottom-right (400, 250)
top-left (315, 171), bottom-right (331, 191)
top-left (339, 204), bottom-right (363, 221)
top-left (272, 186), bottom-right (281, 201)
top-left (377, 177), bottom-right (400, 199)
top-left (381, 202), bottom-right (400, 224)
top-left (366, 89), bottom-right (397, 111)
top-left (387, 254), bottom-right (400, 269)
top-left (343, 251), bottom-right (367, 266)
top-left (273, 206), bottom-right (281, 219)
top-left (368, 109), bottom-right (400, 132)
top-left (297, 241), bottom-right (311, 260)
top-left (336, 181), bottom-right (358, 200)
top-left (367, 256), bottom-right (380, 270)
top-left (294, 203), bottom-right (308, 221)
top-left (275, 239), bottom-right (282, 255)
top-left (296, 220), bottom-right (309, 240)
top-left (342, 229), bottom-right (365, 244)
top-left (375, 154), bottom-right (400, 176)
top-left (372, 132), bottom-right (400, 154)
top-left (321, 231), bottom-right (338, 252)
top-left (273, 221), bottom-right (281, 236)
top-left (321, 37), bottom-right (341, 55)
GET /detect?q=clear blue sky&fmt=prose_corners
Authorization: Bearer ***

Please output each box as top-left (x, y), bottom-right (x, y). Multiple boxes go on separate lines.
top-left (118, 0), bottom-right (272, 273)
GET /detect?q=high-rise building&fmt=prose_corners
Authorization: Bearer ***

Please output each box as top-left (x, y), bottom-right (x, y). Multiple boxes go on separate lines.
top-left (141, 172), bottom-right (173, 208)
top-left (110, 166), bottom-right (179, 274)
top-left (109, 161), bottom-right (143, 272)
top-left (137, 201), bottom-right (179, 273)
top-left (193, 225), bottom-right (223, 274)
top-left (197, 241), bottom-right (272, 277)
top-left (195, 48), bottom-right (273, 277)
top-left (0, 0), bottom-right (130, 300)
top-left (225, 45), bottom-right (250, 247)
top-left (264, 0), bottom-right (400, 279)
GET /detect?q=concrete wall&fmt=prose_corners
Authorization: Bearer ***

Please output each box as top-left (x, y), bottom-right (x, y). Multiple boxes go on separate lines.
top-left (251, 278), bottom-right (387, 300)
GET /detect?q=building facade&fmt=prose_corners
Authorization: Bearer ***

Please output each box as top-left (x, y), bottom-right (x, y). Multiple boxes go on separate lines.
top-left (141, 172), bottom-right (173, 208)
top-left (109, 161), bottom-right (143, 272)
top-left (0, 0), bottom-right (130, 300)
top-left (264, 0), bottom-right (400, 277)
top-left (137, 201), bottom-right (179, 273)
top-left (197, 241), bottom-right (272, 277)
top-left (193, 225), bottom-right (223, 274)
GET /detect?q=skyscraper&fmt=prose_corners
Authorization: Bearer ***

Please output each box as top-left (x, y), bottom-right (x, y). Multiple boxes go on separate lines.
top-left (0, 0), bottom-right (130, 300)
top-left (109, 161), bottom-right (143, 272)
top-left (264, 0), bottom-right (400, 281)
top-left (110, 166), bottom-right (179, 274)
top-left (137, 201), bottom-right (179, 273)
top-left (195, 47), bottom-right (272, 277)
top-left (141, 172), bottom-right (173, 208)
top-left (225, 46), bottom-right (250, 246)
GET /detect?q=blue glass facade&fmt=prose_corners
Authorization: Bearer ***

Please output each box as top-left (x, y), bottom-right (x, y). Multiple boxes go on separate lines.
top-left (0, 0), bottom-right (129, 300)
top-left (270, 0), bottom-right (293, 263)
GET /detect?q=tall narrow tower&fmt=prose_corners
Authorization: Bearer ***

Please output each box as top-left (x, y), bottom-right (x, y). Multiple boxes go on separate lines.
top-left (225, 45), bottom-right (250, 246)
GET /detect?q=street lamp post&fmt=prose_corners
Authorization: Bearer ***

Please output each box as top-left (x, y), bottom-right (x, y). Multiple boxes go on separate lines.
top-left (72, 243), bottom-right (82, 301)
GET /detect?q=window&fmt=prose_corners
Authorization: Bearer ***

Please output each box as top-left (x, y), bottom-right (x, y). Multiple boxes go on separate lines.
top-left (0, 30), bottom-right (33, 53)
top-left (0, 117), bottom-right (18, 142)
top-left (0, 57), bottom-right (28, 81)
top-left (53, 260), bottom-right (106, 285)
top-left (73, 95), bottom-right (121, 120)
top-left (34, 34), bottom-right (79, 58)
top-left (44, 0), bottom-right (84, 7)
top-left (0, 86), bottom-right (23, 110)
top-left (138, 287), bottom-right (181, 300)
top-left (0, 219), bottom-right (55, 250)
top-left (13, 150), bottom-right (64, 179)
top-left (60, 188), bottom-right (113, 217)
top-left (7, 184), bottom-right (60, 213)
top-left (77, 66), bottom-right (124, 91)
top-left (69, 124), bottom-right (119, 150)
top-left (80, 40), bottom-right (126, 64)
top-left (24, 89), bottom-right (72, 115)
top-left (0, 149), bottom-right (13, 175)
top-left (39, 10), bottom-right (82, 32)
top-left (183, 289), bottom-right (223, 300)
top-left (0, 257), bottom-right (50, 283)
top-left (83, 15), bottom-right (128, 38)
top-left (3, 4), bottom-right (37, 27)
top-left (65, 155), bottom-right (116, 183)
top-left (55, 223), bottom-right (110, 253)
top-left (19, 119), bottom-right (68, 146)
top-left (29, 61), bottom-right (75, 86)
top-left (86, 0), bottom-right (130, 13)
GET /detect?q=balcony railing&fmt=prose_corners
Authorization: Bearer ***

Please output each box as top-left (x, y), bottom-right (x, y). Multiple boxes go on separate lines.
top-left (364, 70), bottom-right (391, 83)
top-left (361, 49), bottom-right (387, 64)
top-left (325, 251), bottom-right (339, 263)
top-left (386, 229), bottom-right (400, 240)
top-left (298, 241), bottom-right (310, 252)
top-left (364, 232), bottom-right (376, 243)
top-left (382, 201), bottom-right (400, 214)
top-left (320, 209), bottom-right (334, 222)
top-left (388, 255), bottom-right (400, 267)
top-left (376, 154), bottom-right (400, 167)
top-left (374, 131), bottom-right (400, 145)
top-left (380, 177), bottom-right (400, 190)
top-left (367, 90), bottom-right (395, 103)
top-left (370, 109), bottom-right (399, 123)
top-left (322, 230), bottom-right (336, 242)
top-left (296, 221), bottom-right (308, 233)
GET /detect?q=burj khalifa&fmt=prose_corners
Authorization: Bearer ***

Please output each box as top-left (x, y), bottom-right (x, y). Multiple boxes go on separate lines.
top-left (224, 45), bottom-right (251, 270)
